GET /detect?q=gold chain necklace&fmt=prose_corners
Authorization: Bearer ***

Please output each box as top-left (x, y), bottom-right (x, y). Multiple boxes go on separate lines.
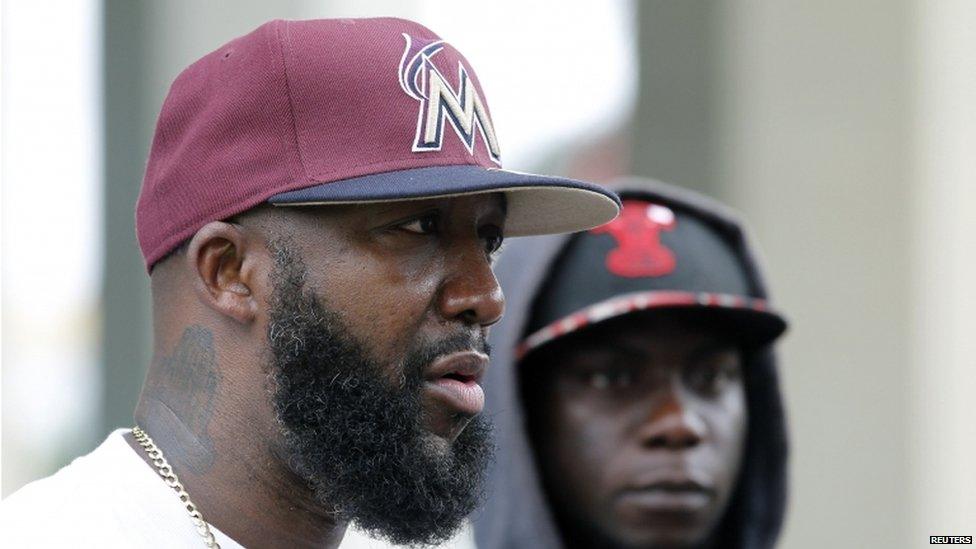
top-left (132, 426), bottom-right (222, 548)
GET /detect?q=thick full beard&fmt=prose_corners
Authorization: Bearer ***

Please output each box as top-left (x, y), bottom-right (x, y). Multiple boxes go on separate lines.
top-left (266, 242), bottom-right (492, 546)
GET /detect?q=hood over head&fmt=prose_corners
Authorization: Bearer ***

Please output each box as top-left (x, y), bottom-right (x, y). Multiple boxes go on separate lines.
top-left (472, 178), bottom-right (789, 549)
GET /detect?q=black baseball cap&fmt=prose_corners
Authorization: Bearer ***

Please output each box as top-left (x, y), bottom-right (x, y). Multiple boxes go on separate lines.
top-left (518, 198), bottom-right (787, 358)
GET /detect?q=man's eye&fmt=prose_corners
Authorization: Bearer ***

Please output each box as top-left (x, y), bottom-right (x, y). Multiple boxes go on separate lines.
top-left (481, 226), bottom-right (504, 256)
top-left (688, 368), bottom-right (719, 393)
top-left (399, 213), bottom-right (440, 235)
top-left (583, 368), bottom-right (634, 390)
top-left (687, 356), bottom-right (741, 395)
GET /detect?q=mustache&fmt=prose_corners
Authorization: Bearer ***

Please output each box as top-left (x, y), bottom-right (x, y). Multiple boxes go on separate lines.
top-left (397, 332), bottom-right (490, 382)
top-left (417, 331), bottom-right (491, 361)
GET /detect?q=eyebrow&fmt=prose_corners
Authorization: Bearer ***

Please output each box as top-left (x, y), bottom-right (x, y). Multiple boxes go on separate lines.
top-left (685, 341), bottom-right (740, 363)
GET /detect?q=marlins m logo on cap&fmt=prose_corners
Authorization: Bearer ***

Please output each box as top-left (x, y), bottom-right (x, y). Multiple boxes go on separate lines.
top-left (398, 34), bottom-right (501, 164)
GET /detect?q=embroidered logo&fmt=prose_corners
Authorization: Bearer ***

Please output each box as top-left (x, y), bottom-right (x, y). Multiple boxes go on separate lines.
top-left (398, 34), bottom-right (501, 164)
top-left (591, 201), bottom-right (677, 278)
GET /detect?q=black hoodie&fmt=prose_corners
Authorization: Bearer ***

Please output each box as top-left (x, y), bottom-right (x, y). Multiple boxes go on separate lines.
top-left (472, 178), bottom-right (788, 549)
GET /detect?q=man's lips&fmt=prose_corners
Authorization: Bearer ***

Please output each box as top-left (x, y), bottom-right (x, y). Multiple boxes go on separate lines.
top-left (617, 475), bottom-right (716, 513)
top-left (423, 350), bottom-right (488, 417)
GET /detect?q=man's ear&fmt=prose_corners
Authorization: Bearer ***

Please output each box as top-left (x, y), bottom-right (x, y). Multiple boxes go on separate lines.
top-left (186, 221), bottom-right (260, 324)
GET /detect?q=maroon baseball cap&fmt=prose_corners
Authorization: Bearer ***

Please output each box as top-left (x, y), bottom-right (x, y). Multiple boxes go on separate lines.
top-left (136, 17), bottom-right (621, 270)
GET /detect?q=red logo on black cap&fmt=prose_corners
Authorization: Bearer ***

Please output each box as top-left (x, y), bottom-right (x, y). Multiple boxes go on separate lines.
top-left (591, 200), bottom-right (677, 278)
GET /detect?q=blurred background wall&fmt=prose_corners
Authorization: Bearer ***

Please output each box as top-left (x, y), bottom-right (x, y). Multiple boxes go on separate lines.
top-left (2, 1), bottom-right (974, 547)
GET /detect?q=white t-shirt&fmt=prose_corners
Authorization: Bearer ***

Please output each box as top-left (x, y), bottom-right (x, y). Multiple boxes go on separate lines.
top-left (1, 429), bottom-right (245, 548)
top-left (0, 429), bottom-right (475, 549)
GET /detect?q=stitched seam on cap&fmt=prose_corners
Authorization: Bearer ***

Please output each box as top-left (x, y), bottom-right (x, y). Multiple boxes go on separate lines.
top-left (274, 20), bottom-right (309, 180)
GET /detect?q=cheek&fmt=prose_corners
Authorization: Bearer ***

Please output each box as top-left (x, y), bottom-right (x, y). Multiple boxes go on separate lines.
top-left (545, 397), bottom-right (628, 502)
top-left (319, 251), bottom-right (443, 356)
top-left (703, 384), bottom-right (748, 478)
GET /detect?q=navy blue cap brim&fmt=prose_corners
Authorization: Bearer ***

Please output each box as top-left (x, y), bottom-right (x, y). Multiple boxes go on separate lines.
top-left (267, 165), bottom-right (621, 236)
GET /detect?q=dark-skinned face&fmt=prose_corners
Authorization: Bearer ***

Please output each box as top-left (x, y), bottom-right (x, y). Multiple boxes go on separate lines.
top-left (521, 313), bottom-right (747, 549)
top-left (247, 194), bottom-right (506, 544)
top-left (260, 194), bottom-right (507, 443)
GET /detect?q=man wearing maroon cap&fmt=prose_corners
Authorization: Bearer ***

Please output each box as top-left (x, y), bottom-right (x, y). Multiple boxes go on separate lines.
top-left (0, 18), bottom-right (619, 548)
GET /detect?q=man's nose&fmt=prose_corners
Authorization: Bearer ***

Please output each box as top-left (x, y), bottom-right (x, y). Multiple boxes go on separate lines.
top-left (637, 384), bottom-right (707, 450)
top-left (435, 242), bottom-right (505, 327)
